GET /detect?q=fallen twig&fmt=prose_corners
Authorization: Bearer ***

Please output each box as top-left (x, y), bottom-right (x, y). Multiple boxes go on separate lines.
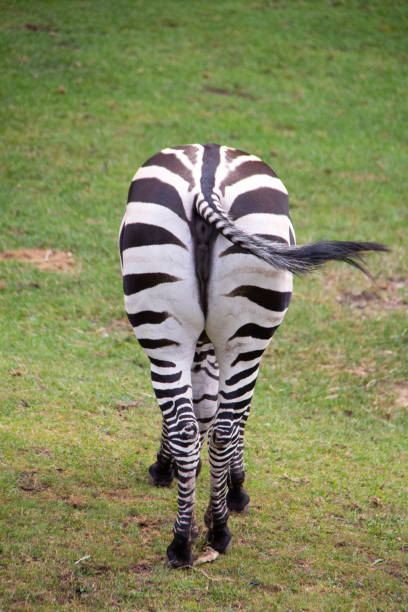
top-left (193, 546), bottom-right (219, 566)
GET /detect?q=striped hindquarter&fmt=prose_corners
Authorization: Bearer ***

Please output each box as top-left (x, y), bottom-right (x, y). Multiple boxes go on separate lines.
top-left (119, 144), bottom-right (293, 566)
top-left (119, 143), bottom-right (388, 566)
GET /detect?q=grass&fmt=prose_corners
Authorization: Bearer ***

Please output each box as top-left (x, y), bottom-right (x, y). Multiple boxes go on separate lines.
top-left (1, 0), bottom-right (407, 609)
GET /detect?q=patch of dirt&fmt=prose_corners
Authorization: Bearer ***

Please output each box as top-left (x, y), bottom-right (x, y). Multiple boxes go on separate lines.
top-left (0, 249), bottom-right (75, 272)
top-left (281, 473), bottom-right (310, 485)
top-left (295, 559), bottom-right (312, 572)
top-left (116, 399), bottom-right (142, 414)
top-left (99, 489), bottom-right (155, 501)
top-left (123, 515), bottom-right (166, 530)
top-left (248, 581), bottom-right (284, 594)
top-left (17, 470), bottom-right (48, 492)
top-left (34, 447), bottom-right (52, 458)
top-left (336, 276), bottom-right (407, 313)
top-left (98, 318), bottom-right (131, 333)
top-left (9, 368), bottom-right (24, 376)
top-left (338, 171), bottom-right (387, 183)
top-left (204, 85), bottom-right (255, 100)
top-left (25, 23), bottom-right (57, 33)
top-left (393, 382), bottom-right (408, 409)
top-left (67, 494), bottom-right (88, 509)
top-left (129, 561), bottom-right (152, 574)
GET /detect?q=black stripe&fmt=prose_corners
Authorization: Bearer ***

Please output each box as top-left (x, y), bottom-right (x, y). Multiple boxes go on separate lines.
top-left (199, 366), bottom-right (219, 381)
top-left (154, 384), bottom-right (190, 399)
top-left (226, 363), bottom-right (259, 386)
top-left (225, 285), bottom-right (291, 312)
top-left (119, 223), bottom-right (125, 261)
top-left (225, 147), bottom-right (250, 163)
top-left (220, 234), bottom-right (288, 258)
top-left (193, 393), bottom-right (218, 404)
top-left (193, 349), bottom-right (216, 363)
top-left (174, 398), bottom-right (192, 409)
top-left (172, 144), bottom-right (198, 165)
top-left (151, 370), bottom-right (182, 383)
top-left (121, 223), bottom-right (187, 251)
top-left (143, 152), bottom-right (194, 188)
top-left (127, 178), bottom-right (187, 221)
top-left (220, 378), bottom-right (257, 400)
top-left (201, 143), bottom-right (221, 200)
top-left (127, 310), bottom-right (169, 327)
top-left (123, 273), bottom-right (180, 296)
top-left (229, 323), bottom-right (278, 341)
top-left (219, 398), bottom-right (252, 411)
top-left (231, 349), bottom-right (264, 367)
top-left (160, 401), bottom-right (187, 421)
top-left (220, 160), bottom-right (277, 195)
top-left (192, 364), bottom-right (218, 380)
top-left (194, 144), bottom-right (220, 317)
top-left (289, 227), bottom-right (295, 246)
top-left (229, 187), bottom-right (289, 219)
top-left (139, 338), bottom-right (180, 349)
top-left (197, 329), bottom-right (211, 344)
top-left (150, 357), bottom-right (176, 368)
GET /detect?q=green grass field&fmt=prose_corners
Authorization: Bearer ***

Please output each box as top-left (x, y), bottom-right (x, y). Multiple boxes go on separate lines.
top-left (1, 1), bottom-right (407, 610)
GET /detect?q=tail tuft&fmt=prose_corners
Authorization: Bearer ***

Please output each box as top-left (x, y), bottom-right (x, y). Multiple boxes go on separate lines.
top-left (273, 240), bottom-right (390, 277)
top-left (195, 195), bottom-right (389, 277)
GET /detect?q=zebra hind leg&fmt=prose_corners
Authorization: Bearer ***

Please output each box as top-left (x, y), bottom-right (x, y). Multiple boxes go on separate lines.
top-left (148, 440), bottom-right (202, 488)
top-left (147, 344), bottom-right (212, 488)
top-left (226, 406), bottom-right (250, 514)
top-left (145, 352), bottom-right (202, 568)
top-left (226, 471), bottom-right (250, 514)
top-left (148, 332), bottom-right (216, 487)
top-left (191, 331), bottom-right (219, 449)
top-left (203, 328), bottom-right (274, 553)
top-left (148, 420), bottom-right (176, 487)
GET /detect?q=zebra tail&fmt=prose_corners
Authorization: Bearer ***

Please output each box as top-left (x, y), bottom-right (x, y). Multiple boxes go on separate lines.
top-left (195, 195), bottom-right (389, 277)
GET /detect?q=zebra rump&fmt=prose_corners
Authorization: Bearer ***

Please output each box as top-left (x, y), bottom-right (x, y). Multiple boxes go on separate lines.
top-left (195, 195), bottom-right (389, 276)
top-left (120, 143), bottom-right (389, 568)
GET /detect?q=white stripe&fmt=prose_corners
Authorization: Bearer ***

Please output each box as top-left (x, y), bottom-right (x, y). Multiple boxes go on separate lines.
top-left (223, 174), bottom-right (288, 207)
top-left (130, 165), bottom-right (192, 197)
top-left (124, 202), bottom-right (191, 243)
top-left (234, 213), bottom-right (294, 243)
top-left (122, 245), bottom-right (192, 274)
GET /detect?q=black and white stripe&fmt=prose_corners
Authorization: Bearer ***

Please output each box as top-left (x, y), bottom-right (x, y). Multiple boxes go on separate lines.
top-left (119, 143), bottom-right (387, 567)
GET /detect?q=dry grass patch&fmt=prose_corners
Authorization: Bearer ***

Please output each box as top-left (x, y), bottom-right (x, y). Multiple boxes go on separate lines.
top-left (0, 248), bottom-right (75, 272)
top-left (312, 267), bottom-right (407, 316)
top-left (338, 171), bottom-right (388, 183)
top-left (337, 276), bottom-right (408, 313)
top-left (393, 382), bottom-right (408, 410)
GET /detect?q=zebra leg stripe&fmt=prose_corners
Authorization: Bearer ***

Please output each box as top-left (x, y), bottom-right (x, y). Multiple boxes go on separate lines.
top-left (149, 360), bottom-right (201, 568)
top-left (148, 419), bottom-right (175, 487)
top-left (227, 405), bottom-right (251, 513)
top-left (191, 333), bottom-right (219, 448)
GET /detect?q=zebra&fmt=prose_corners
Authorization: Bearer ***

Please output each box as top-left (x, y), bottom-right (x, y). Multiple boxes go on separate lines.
top-left (119, 143), bottom-right (387, 568)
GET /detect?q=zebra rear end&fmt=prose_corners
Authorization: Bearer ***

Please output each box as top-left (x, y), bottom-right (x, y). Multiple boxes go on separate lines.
top-left (119, 143), bottom-right (387, 568)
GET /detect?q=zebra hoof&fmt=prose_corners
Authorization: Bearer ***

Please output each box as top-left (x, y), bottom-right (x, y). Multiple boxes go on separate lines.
top-left (204, 504), bottom-right (212, 529)
top-left (166, 534), bottom-right (193, 569)
top-left (206, 525), bottom-right (232, 554)
top-left (148, 461), bottom-right (175, 487)
top-left (226, 486), bottom-right (250, 514)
